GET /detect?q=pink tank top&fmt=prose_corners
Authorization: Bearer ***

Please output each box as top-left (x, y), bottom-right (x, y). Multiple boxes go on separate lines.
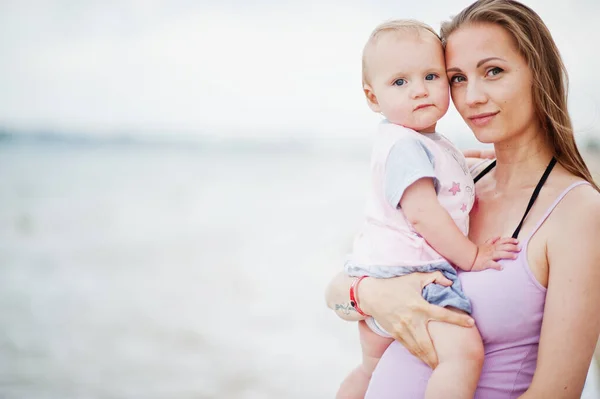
top-left (365, 176), bottom-right (590, 398)
top-left (461, 179), bottom-right (590, 397)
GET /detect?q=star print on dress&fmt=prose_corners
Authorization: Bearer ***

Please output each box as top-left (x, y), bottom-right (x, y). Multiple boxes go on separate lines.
top-left (449, 182), bottom-right (461, 195)
top-left (461, 203), bottom-right (467, 212)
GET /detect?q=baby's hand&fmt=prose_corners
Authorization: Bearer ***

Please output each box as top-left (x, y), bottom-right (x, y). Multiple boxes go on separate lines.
top-left (470, 236), bottom-right (520, 271)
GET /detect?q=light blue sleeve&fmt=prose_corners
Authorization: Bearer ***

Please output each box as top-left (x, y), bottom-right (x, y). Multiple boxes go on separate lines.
top-left (384, 138), bottom-right (439, 208)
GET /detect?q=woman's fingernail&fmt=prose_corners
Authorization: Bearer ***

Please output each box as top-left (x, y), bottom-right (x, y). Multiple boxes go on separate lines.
top-left (467, 318), bottom-right (475, 326)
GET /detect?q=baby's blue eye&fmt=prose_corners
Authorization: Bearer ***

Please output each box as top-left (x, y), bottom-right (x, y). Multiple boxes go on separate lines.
top-left (425, 74), bottom-right (437, 81)
top-left (393, 79), bottom-right (406, 86)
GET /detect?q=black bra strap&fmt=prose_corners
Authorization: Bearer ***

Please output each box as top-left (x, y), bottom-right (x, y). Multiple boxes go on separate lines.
top-left (473, 160), bottom-right (497, 183)
top-left (511, 157), bottom-right (557, 239)
top-left (471, 157), bottom-right (558, 239)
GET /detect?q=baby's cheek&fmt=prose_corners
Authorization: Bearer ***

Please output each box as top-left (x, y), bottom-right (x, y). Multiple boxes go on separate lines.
top-left (385, 108), bottom-right (413, 127)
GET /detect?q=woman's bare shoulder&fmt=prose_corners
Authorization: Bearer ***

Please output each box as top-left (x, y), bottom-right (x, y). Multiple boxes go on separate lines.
top-left (549, 174), bottom-right (600, 234)
top-left (551, 167), bottom-right (600, 205)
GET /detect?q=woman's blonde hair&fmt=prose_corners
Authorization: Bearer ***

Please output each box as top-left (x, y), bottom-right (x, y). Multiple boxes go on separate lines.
top-left (362, 19), bottom-right (440, 86)
top-left (441, 0), bottom-right (599, 190)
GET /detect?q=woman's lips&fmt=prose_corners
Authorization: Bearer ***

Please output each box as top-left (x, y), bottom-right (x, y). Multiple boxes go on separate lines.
top-left (469, 111), bottom-right (499, 126)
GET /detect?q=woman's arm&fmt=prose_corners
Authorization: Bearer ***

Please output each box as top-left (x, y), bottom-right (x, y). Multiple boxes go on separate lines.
top-left (325, 270), bottom-right (475, 368)
top-left (520, 188), bottom-right (600, 398)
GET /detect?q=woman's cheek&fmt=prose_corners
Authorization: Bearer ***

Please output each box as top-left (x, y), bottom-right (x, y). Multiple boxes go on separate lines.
top-left (450, 87), bottom-right (465, 110)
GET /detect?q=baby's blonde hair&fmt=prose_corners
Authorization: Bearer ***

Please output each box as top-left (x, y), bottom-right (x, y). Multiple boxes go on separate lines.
top-left (362, 19), bottom-right (441, 86)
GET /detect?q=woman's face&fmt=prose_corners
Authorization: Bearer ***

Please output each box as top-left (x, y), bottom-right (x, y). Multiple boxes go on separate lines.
top-left (445, 23), bottom-right (538, 144)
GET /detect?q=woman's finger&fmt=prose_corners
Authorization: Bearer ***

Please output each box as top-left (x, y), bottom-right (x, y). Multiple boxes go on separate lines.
top-left (462, 149), bottom-right (482, 158)
top-left (480, 149), bottom-right (496, 159)
top-left (426, 303), bottom-right (475, 328)
top-left (463, 149), bottom-right (495, 159)
top-left (391, 326), bottom-right (421, 358)
top-left (415, 323), bottom-right (439, 368)
top-left (390, 330), bottom-right (410, 350)
top-left (418, 271), bottom-right (453, 288)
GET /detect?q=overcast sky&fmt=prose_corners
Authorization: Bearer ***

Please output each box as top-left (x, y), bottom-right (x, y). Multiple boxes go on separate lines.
top-left (0, 0), bottom-right (599, 143)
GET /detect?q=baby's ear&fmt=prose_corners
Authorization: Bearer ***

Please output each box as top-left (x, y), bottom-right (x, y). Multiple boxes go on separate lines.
top-left (363, 84), bottom-right (381, 113)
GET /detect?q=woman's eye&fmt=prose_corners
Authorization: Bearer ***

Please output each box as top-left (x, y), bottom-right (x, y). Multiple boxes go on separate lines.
top-left (425, 74), bottom-right (438, 81)
top-left (449, 75), bottom-right (466, 84)
top-left (393, 79), bottom-right (406, 86)
top-left (486, 67), bottom-right (503, 77)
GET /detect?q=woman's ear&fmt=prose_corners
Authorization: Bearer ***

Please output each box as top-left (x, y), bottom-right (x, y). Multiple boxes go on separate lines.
top-left (363, 84), bottom-right (381, 113)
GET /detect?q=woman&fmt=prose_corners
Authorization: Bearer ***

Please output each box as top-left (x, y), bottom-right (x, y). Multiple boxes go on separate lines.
top-left (326, 0), bottom-right (600, 397)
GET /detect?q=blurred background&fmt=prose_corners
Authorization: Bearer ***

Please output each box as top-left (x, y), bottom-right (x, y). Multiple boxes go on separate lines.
top-left (0, 0), bottom-right (599, 398)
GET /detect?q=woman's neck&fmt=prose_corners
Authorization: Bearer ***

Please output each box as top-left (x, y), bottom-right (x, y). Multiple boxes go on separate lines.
top-left (492, 130), bottom-right (553, 190)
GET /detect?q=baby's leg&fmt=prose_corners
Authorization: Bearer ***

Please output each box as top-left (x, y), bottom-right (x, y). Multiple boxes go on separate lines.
top-left (336, 320), bottom-right (394, 399)
top-left (425, 308), bottom-right (484, 399)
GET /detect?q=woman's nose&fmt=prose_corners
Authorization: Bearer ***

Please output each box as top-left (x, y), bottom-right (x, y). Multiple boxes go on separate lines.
top-left (465, 80), bottom-right (487, 106)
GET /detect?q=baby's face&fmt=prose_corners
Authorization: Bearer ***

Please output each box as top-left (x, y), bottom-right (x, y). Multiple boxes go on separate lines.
top-left (365, 32), bottom-right (449, 132)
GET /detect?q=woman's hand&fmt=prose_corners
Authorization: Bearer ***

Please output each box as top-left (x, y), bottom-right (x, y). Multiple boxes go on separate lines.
top-left (358, 272), bottom-right (475, 368)
top-left (463, 148), bottom-right (495, 159)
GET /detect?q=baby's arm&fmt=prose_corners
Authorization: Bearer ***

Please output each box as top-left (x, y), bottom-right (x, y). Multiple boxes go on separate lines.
top-left (400, 178), bottom-right (518, 271)
top-left (384, 138), bottom-right (516, 271)
top-left (400, 178), bottom-right (477, 270)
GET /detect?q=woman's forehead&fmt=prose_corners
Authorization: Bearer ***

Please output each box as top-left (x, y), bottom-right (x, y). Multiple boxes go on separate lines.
top-left (444, 23), bottom-right (519, 66)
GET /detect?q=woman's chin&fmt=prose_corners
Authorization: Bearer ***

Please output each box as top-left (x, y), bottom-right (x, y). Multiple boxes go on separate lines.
top-left (472, 130), bottom-right (501, 144)
top-left (476, 137), bottom-right (496, 144)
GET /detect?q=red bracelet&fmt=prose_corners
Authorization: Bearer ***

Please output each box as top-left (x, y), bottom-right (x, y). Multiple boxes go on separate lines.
top-left (350, 276), bottom-right (370, 317)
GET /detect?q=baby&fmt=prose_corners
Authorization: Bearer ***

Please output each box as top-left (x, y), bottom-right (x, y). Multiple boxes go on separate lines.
top-left (337, 20), bottom-right (520, 399)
